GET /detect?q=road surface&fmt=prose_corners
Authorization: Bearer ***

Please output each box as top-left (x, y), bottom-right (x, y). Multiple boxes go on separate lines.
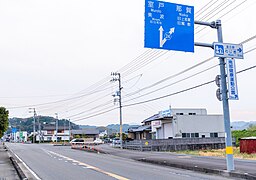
top-left (7, 143), bottom-right (234, 180)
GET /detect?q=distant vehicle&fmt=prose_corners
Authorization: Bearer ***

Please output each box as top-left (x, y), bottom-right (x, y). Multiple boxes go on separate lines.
top-left (93, 138), bottom-right (104, 144)
top-left (70, 138), bottom-right (94, 145)
top-left (112, 138), bottom-right (121, 147)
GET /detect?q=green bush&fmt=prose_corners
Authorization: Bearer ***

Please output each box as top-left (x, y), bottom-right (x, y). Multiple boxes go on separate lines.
top-left (232, 129), bottom-right (256, 146)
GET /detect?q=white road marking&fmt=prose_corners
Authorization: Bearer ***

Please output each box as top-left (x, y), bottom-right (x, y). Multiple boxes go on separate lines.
top-left (10, 149), bottom-right (41, 180)
top-left (45, 150), bottom-right (129, 180)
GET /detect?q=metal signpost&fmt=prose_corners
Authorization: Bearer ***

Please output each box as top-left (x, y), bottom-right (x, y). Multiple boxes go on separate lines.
top-left (144, 0), bottom-right (244, 172)
top-left (145, 0), bottom-right (194, 52)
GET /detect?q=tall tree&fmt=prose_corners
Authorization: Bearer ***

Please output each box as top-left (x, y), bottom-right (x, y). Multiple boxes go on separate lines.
top-left (0, 107), bottom-right (9, 137)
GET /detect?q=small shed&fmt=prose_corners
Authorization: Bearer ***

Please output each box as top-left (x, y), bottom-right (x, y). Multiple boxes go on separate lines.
top-left (239, 137), bottom-right (256, 154)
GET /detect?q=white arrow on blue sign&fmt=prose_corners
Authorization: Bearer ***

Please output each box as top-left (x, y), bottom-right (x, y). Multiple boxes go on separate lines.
top-left (214, 42), bottom-right (243, 59)
top-left (144, 0), bottom-right (194, 52)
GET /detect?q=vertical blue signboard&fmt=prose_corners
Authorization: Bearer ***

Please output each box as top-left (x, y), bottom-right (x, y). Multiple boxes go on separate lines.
top-left (226, 58), bottom-right (239, 100)
top-left (145, 0), bottom-right (194, 52)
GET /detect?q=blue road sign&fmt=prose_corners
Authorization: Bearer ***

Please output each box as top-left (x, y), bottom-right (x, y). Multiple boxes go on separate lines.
top-left (214, 42), bottom-right (244, 59)
top-left (226, 58), bottom-right (239, 100)
top-left (12, 128), bottom-right (17, 133)
top-left (144, 0), bottom-right (194, 52)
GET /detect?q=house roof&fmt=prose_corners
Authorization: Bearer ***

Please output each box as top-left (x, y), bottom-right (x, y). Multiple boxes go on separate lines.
top-left (142, 114), bottom-right (160, 123)
top-left (142, 112), bottom-right (173, 124)
top-left (42, 126), bottom-right (67, 130)
top-left (129, 125), bottom-right (151, 132)
top-left (71, 129), bottom-right (99, 135)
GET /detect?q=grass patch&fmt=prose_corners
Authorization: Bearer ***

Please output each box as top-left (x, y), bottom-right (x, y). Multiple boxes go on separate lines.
top-left (176, 147), bottom-right (256, 160)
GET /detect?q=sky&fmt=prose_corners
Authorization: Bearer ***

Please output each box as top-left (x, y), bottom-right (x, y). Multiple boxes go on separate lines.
top-left (0, 0), bottom-right (256, 126)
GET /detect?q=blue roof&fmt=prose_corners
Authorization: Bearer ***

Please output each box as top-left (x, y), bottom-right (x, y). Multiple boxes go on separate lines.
top-left (129, 125), bottom-right (151, 132)
top-left (142, 114), bottom-right (160, 123)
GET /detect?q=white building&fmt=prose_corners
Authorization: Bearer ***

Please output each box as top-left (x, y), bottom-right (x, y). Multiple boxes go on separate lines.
top-left (151, 108), bottom-right (225, 139)
top-left (12, 131), bottom-right (28, 142)
top-left (38, 126), bottom-right (70, 142)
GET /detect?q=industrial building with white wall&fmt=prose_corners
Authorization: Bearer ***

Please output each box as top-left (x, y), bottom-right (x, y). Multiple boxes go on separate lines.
top-left (151, 108), bottom-right (225, 139)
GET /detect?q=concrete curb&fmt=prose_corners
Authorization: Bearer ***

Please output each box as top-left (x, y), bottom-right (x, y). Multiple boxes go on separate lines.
top-left (9, 156), bottom-right (28, 180)
top-left (136, 158), bottom-right (256, 180)
top-left (4, 145), bottom-right (28, 180)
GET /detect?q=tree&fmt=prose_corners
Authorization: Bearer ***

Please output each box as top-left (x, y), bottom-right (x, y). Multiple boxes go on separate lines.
top-left (0, 107), bottom-right (9, 138)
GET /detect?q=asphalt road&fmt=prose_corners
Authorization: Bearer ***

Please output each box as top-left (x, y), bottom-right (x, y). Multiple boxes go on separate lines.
top-left (6, 143), bottom-right (234, 180)
top-left (98, 144), bottom-right (256, 176)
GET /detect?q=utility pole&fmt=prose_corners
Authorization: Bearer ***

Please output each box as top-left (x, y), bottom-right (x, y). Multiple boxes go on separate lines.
top-left (37, 116), bottom-right (41, 143)
top-left (111, 72), bottom-right (123, 149)
top-left (194, 20), bottom-right (234, 171)
top-left (29, 108), bottom-right (36, 144)
top-left (68, 119), bottom-right (71, 142)
top-left (55, 113), bottom-right (58, 143)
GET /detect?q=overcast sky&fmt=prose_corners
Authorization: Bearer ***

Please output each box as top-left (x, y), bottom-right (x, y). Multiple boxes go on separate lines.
top-left (0, 0), bottom-right (256, 126)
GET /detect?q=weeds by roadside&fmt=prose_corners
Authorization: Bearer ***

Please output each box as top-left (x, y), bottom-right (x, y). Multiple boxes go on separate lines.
top-left (175, 147), bottom-right (256, 160)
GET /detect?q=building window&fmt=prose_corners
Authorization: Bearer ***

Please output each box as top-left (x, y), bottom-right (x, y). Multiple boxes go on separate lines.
top-left (182, 133), bottom-right (191, 138)
top-left (210, 133), bottom-right (218, 138)
top-left (176, 113), bottom-right (184, 115)
top-left (188, 113), bottom-right (196, 115)
top-left (191, 133), bottom-right (199, 138)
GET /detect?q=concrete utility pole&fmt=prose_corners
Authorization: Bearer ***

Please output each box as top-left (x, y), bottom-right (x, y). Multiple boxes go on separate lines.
top-left (111, 72), bottom-right (123, 149)
top-left (194, 20), bottom-right (234, 171)
top-left (29, 108), bottom-right (36, 144)
top-left (55, 113), bottom-right (58, 143)
top-left (68, 119), bottom-right (71, 142)
top-left (37, 116), bottom-right (41, 143)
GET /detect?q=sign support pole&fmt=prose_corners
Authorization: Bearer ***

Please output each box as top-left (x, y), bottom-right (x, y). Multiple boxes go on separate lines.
top-left (194, 20), bottom-right (234, 172)
top-left (216, 20), bottom-right (234, 171)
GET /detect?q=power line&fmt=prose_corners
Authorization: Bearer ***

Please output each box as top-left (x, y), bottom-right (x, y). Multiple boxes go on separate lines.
top-left (123, 64), bottom-right (219, 103)
top-left (68, 45), bottom-right (256, 122)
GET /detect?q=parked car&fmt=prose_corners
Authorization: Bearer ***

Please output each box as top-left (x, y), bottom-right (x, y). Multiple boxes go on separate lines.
top-left (93, 138), bottom-right (104, 144)
top-left (70, 138), bottom-right (94, 145)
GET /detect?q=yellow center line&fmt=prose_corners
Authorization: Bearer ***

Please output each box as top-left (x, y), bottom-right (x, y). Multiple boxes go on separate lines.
top-left (46, 150), bottom-right (129, 180)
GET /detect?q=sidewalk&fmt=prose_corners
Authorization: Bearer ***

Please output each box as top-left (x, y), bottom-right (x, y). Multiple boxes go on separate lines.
top-left (0, 143), bottom-right (19, 180)
top-left (74, 144), bottom-right (256, 180)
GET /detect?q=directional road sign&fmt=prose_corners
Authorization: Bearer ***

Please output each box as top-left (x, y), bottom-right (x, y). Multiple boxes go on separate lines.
top-left (226, 58), bottom-right (239, 100)
top-left (213, 42), bottom-right (243, 59)
top-left (144, 0), bottom-right (194, 52)
top-left (12, 128), bottom-right (17, 133)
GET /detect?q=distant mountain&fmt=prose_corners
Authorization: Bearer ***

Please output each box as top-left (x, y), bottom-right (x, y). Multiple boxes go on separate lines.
top-left (8, 117), bottom-right (137, 135)
top-left (231, 121), bottom-right (256, 130)
top-left (8, 116), bottom-right (79, 133)
top-left (106, 124), bottom-right (131, 133)
top-left (79, 125), bottom-right (97, 129)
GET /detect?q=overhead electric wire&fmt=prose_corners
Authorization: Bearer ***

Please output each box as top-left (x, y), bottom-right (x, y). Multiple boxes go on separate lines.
top-left (122, 50), bottom-right (168, 77)
top-left (72, 107), bottom-right (118, 122)
top-left (195, 0), bottom-right (219, 17)
top-left (4, 1), bottom-right (225, 110)
top-left (123, 64), bottom-right (219, 103)
top-left (122, 34), bottom-right (256, 99)
top-left (71, 60), bottom-right (256, 122)
top-left (195, 0), bottom-right (248, 34)
top-left (7, 1), bottom-right (254, 117)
